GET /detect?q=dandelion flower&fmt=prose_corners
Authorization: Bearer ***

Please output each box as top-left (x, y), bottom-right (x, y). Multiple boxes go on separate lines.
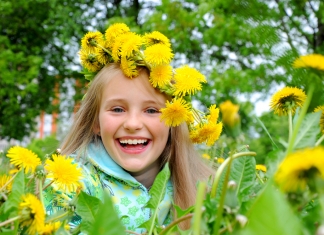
top-left (202, 153), bottom-right (211, 160)
top-left (45, 154), bottom-right (83, 193)
top-left (256, 164), bottom-right (267, 172)
top-left (120, 34), bottom-right (143, 58)
top-left (96, 41), bottom-right (112, 65)
top-left (160, 98), bottom-right (192, 126)
top-left (270, 87), bottom-right (307, 116)
top-left (275, 147), bottom-right (324, 192)
top-left (217, 158), bottom-right (225, 164)
top-left (120, 57), bottom-right (138, 78)
top-left (314, 105), bottom-right (324, 134)
top-left (19, 194), bottom-right (45, 235)
top-left (219, 100), bottom-right (240, 127)
top-left (207, 105), bottom-right (220, 123)
top-left (6, 146), bottom-right (41, 174)
top-left (150, 65), bottom-right (173, 88)
top-left (196, 122), bottom-right (223, 146)
top-left (144, 31), bottom-right (171, 47)
top-left (144, 44), bottom-right (174, 65)
top-left (173, 65), bottom-right (206, 97)
top-left (293, 54), bottom-right (324, 71)
top-left (79, 49), bottom-right (102, 72)
top-left (81, 31), bottom-right (104, 51)
top-left (105, 23), bottom-right (130, 48)
top-left (41, 221), bottom-right (62, 235)
top-left (0, 174), bottom-right (12, 192)
top-left (111, 32), bottom-right (135, 62)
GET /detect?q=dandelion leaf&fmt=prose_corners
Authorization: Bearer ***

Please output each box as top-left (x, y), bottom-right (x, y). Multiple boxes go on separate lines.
top-left (76, 191), bottom-right (102, 233)
top-left (239, 181), bottom-right (303, 235)
top-left (293, 111), bottom-right (321, 149)
top-left (89, 192), bottom-right (125, 235)
top-left (3, 170), bottom-right (24, 214)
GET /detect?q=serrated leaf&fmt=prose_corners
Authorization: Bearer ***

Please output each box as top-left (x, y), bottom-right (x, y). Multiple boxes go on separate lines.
top-left (240, 181), bottom-right (303, 235)
top-left (89, 191), bottom-right (125, 235)
top-left (4, 170), bottom-right (24, 214)
top-left (293, 111), bottom-right (321, 149)
top-left (75, 191), bottom-right (102, 233)
top-left (174, 205), bottom-right (194, 218)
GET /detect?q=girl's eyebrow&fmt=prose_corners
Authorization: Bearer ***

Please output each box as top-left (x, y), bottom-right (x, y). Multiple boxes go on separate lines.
top-left (103, 98), bottom-right (165, 107)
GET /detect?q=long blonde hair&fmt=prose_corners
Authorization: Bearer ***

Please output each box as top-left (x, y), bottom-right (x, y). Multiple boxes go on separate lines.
top-left (61, 63), bottom-right (214, 228)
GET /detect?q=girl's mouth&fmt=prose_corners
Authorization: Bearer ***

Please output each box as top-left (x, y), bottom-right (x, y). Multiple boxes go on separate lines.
top-left (118, 138), bottom-right (150, 149)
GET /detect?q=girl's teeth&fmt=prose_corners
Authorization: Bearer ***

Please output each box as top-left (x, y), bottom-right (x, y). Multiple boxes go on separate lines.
top-left (120, 139), bottom-right (147, 145)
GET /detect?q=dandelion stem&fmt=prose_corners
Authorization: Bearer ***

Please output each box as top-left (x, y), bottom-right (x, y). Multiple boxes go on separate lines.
top-left (286, 84), bottom-right (314, 155)
top-left (256, 172), bottom-right (264, 184)
top-left (38, 179), bottom-right (45, 213)
top-left (315, 134), bottom-right (324, 146)
top-left (159, 213), bottom-right (194, 235)
top-left (46, 211), bottom-right (70, 223)
top-left (192, 182), bottom-right (206, 235)
top-left (42, 180), bottom-right (54, 191)
top-left (210, 152), bottom-right (257, 198)
top-left (95, 43), bottom-right (112, 56)
top-left (0, 216), bottom-right (20, 227)
top-left (288, 108), bottom-right (293, 143)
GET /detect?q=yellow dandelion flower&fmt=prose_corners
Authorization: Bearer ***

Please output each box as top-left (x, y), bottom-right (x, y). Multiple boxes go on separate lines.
top-left (95, 41), bottom-right (112, 65)
top-left (79, 49), bottom-right (102, 72)
top-left (256, 164), bottom-right (267, 172)
top-left (160, 98), bottom-right (192, 126)
top-left (270, 86), bottom-right (307, 116)
top-left (105, 23), bottom-right (130, 48)
top-left (120, 34), bottom-right (143, 58)
top-left (189, 129), bottom-right (202, 143)
top-left (150, 64), bottom-right (173, 88)
top-left (197, 122), bottom-right (223, 146)
top-left (314, 105), bottom-right (324, 134)
top-left (173, 65), bottom-right (206, 97)
top-left (217, 157), bottom-right (225, 164)
top-left (0, 174), bottom-right (12, 192)
top-left (111, 32), bottom-right (135, 62)
top-left (219, 100), bottom-right (240, 127)
top-left (293, 54), bottom-right (324, 71)
top-left (81, 31), bottom-right (104, 51)
top-left (6, 146), bottom-right (41, 174)
top-left (144, 31), bottom-right (171, 47)
top-left (41, 221), bottom-right (62, 235)
top-left (275, 147), bottom-right (324, 192)
top-left (45, 154), bottom-right (83, 193)
top-left (120, 57), bottom-right (139, 78)
top-left (19, 194), bottom-right (45, 235)
top-left (202, 153), bottom-right (211, 160)
top-left (144, 44), bottom-right (174, 65)
top-left (207, 105), bottom-right (220, 123)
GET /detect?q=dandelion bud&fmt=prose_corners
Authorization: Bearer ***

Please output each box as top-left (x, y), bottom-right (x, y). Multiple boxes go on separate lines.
top-left (236, 214), bottom-right (248, 227)
top-left (227, 180), bottom-right (237, 189)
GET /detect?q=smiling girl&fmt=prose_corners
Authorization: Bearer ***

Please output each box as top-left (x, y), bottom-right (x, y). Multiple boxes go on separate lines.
top-left (59, 23), bottom-right (222, 233)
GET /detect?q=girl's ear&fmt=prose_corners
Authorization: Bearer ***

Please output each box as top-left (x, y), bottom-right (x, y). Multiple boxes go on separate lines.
top-left (93, 122), bottom-right (100, 135)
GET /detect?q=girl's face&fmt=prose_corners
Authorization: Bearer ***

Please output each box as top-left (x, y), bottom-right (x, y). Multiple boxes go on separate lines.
top-left (96, 69), bottom-right (169, 176)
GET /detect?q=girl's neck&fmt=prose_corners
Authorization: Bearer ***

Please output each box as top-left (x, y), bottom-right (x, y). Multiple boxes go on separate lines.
top-left (128, 162), bottom-right (160, 189)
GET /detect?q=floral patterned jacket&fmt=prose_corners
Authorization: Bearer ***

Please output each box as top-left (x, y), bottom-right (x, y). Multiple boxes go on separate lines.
top-left (46, 141), bottom-right (173, 234)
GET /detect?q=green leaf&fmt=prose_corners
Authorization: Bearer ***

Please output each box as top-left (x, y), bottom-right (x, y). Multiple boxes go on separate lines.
top-left (174, 205), bottom-right (194, 218)
top-left (255, 116), bottom-right (278, 149)
top-left (4, 170), bottom-right (25, 214)
top-left (240, 181), bottom-right (303, 235)
top-left (293, 111), bottom-right (321, 149)
top-left (75, 191), bottom-right (102, 233)
top-left (140, 163), bottom-right (171, 233)
top-left (89, 191), bottom-right (126, 235)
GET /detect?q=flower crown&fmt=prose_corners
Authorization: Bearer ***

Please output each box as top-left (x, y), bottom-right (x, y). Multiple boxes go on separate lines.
top-left (79, 23), bottom-right (222, 146)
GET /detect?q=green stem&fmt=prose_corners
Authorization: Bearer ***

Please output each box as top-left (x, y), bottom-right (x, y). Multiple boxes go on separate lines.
top-left (159, 213), bottom-right (194, 235)
top-left (212, 156), bottom-right (232, 235)
top-left (46, 211), bottom-right (70, 223)
top-left (192, 182), bottom-right (206, 235)
top-left (38, 179), bottom-right (45, 212)
top-left (315, 134), bottom-right (324, 146)
top-left (286, 84), bottom-right (314, 156)
top-left (256, 172), bottom-right (265, 184)
top-left (95, 43), bottom-right (112, 56)
top-left (288, 108), bottom-right (293, 143)
top-left (0, 216), bottom-right (20, 227)
top-left (210, 152), bottom-right (257, 198)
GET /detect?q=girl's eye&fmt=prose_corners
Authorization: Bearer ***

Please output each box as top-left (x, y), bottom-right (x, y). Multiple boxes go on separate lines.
top-left (146, 108), bottom-right (159, 114)
top-left (112, 107), bottom-right (124, 113)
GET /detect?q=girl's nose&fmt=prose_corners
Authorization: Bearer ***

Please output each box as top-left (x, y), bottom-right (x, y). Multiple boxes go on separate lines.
top-left (123, 112), bottom-right (143, 132)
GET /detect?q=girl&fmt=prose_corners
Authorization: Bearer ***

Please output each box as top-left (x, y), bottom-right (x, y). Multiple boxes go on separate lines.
top-left (59, 23), bottom-right (222, 232)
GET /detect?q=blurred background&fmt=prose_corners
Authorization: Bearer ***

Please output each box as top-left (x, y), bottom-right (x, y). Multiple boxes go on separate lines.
top-left (1, 0), bottom-right (323, 163)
